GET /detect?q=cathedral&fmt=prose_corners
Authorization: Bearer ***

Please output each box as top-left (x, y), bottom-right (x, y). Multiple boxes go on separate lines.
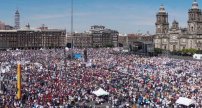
top-left (154, 0), bottom-right (202, 51)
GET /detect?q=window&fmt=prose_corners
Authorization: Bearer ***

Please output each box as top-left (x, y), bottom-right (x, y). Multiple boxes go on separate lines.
top-left (182, 39), bottom-right (186, 42)
top-left (191, 26), bottom-right (194, 31)
top-left (164, 46), bottom-right (167, 50)
top-left (173, 45), bottom-right (176, 51)
top-left (164, 28), bottom-right (167, 33)
top-left (163, 39), bottom-right (167, 42)
top-left (171, 36), bottom-right (177, 40)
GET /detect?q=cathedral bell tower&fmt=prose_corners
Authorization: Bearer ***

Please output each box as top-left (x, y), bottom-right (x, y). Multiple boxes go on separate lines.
top-left (188, 0), bottom-right (202, 33)
top-left (155, 5), bottom-right (169, 34)
top-left (171, 20), bottom-right (179, 30)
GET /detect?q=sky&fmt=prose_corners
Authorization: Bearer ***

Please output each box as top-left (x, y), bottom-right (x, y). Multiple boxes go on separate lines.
top-left (0, 0), bottom-right (201, 34)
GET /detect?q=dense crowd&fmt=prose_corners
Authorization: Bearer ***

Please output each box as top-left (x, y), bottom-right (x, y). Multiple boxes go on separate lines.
top-left (0, 48), bottom-right (201, 108)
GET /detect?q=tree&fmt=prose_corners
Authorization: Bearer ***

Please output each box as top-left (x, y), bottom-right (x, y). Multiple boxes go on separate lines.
top-left (154, 48), bottom-right (163, 54)
top-left (105, 44), bottom-right (114, 48)
top-left (188, 48), bottom-right (197, 55)
top-left (179, 48), bottom-right (197, 56)
top-left (196, 50), bottom-right (202, 54)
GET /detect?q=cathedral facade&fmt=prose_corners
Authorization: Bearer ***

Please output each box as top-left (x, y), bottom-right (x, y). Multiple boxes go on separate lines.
top-left (154, 1), bottom-right (202, 51)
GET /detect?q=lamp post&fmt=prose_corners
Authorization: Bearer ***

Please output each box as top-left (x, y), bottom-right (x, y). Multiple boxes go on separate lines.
top-left (71, 0), bottom-right (74, 59)
top-left (64, 47), bottom-right (67, 73)
top-left (0, 73), bottom-right (3, 94)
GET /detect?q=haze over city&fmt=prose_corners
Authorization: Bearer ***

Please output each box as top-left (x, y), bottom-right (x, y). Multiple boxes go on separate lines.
top-left (0, 0), bottom-right (201, 34)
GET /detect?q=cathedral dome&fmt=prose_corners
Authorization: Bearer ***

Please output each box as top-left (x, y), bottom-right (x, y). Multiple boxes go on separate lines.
top-left (192, 0), bottom-right (199, 9)
top-left (172, 20), bottom-right (178, 24)
top-left (159, 4), bottom-right (166, 13)
top-left (171, 19), bottom-right (179, 30)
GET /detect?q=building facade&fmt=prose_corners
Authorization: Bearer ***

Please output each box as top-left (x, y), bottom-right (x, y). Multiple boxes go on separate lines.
top-left (118, 34), bottom-right (154, 47)
top-left (118, 34), bottom-right (128, 47)
top-left (66, 33), bottom-right (90, 48)
top-left (90, 25), bottom-right (119, 47)
top-left (0, 22), bottom-right (14, 30)
top-left (66, 25), bottom-right (119, 48)
top-left (154, 1), bottom-right (202, 51)
top-left (0, 29), bottom-right (66, 49)
top-left (0, 21), bottom-right (5, 30)
top-left (127, 34), bottom-right (154, 53)
top-left (5, 25), bottom-right (14, 30)
top-left (72, 33), bottom-right (92, 48)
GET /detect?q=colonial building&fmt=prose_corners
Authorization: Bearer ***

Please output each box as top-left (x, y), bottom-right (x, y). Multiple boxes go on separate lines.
top-left (127, 34), bottom-right (154, 53)
top-left (72, 33), bottom-right (92, 48)
top-left (154, 1), bottom-right (202, 51)
top-left (66, 25), bottom-right (119, 48)
top-left (118, 34), bottom-right (128, 47)
top-left (118, 34), bottom-right (154, 47)
top-left (0, 29), bottom-right (66, 49)
top-left (90, 25), bottom-right (119, 47)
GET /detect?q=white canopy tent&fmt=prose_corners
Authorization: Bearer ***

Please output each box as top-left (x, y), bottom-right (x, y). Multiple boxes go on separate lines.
top-left (193, 54), bottom-right (202, 60)
top-left (176, 97), bottom-right (196, 106)
top-left (92, 88), bottom-right (109, 96)
top-left (85, 62), bottom-right (92, 67)
top-left (122, 49), bottom-right (129, 53)
top-left (113, 47), bottom-right (120, 52)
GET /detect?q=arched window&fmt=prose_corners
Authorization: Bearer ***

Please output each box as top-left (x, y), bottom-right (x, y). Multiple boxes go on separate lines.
top-left (164, 45), bottom-right (166, 50)
top-left (173, 45), bottom-right (176, 51)
top-left (191, 26), bottom-right (194, 31)
top-left (164, 28), bottom-right (167, 33)
top-left (191, 14), bottom-right (193, 20)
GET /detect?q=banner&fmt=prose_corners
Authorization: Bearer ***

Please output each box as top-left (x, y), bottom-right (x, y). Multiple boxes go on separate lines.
top-left (16, 64), bottom-right (22, 100)
top-left (73, 53), bottom-right (82, 59)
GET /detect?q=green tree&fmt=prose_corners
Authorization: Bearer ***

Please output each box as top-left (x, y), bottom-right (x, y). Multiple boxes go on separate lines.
top-left (179, 48), bottom-right (197, 56)
top-left (154, 48), bottom-right (163, 54)
top-left (196, 50), bottom-right (202, 54)
top-left (105, 44), bottom-right (114, 48)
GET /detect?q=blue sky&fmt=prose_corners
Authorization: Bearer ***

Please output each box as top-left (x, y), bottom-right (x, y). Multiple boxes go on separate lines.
top-left (0, 0), bottom-right (201, 34)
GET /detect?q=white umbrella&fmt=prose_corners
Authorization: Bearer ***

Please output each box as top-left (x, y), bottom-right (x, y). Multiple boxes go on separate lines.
top-left (92, 88), bottom-right (109, 96)
top-left (176, 97), bottom-right (195, 106)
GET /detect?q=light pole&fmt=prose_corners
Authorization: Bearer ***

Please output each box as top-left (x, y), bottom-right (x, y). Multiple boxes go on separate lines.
top-left (71, 0), bottom-right (74, 59)
top-left (64, 47), bottom-right (67, 73)
top-left (0, 73), bottom-right (3, 94)
top-left (63, 0), bottom-right (74, 78)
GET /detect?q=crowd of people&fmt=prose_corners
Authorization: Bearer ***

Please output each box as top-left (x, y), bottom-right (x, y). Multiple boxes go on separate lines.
top-left (0, 48), bottom-right (201, 108)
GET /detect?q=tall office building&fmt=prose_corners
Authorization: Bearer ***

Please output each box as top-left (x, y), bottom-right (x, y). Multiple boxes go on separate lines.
top-left (15, 9), bottom-right (20, 29)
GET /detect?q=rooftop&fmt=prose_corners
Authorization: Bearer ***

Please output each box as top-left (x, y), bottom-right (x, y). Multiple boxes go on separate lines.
top-left (0, 29), bottom-right (65, 32)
